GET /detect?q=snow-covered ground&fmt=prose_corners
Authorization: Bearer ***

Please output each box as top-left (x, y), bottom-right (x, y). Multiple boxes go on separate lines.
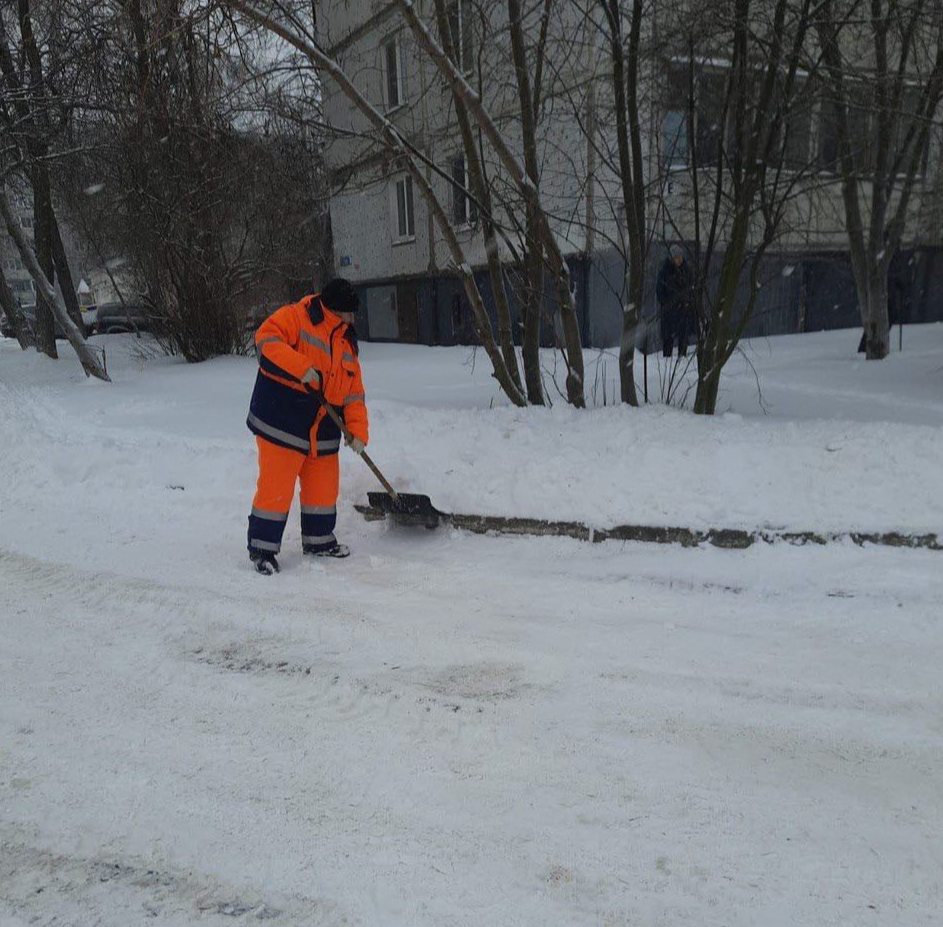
top-left (1, 327), bottom-right (942, 925)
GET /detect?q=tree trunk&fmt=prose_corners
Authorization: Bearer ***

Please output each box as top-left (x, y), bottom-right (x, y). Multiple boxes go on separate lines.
top-left (51, 212), bottom-right (85, 332)
top-left (602, 0), bottom-right (643, 406)
top-left (482, 231), bottom-right (525, 396)
top-left (31, 166), bottom-right (57, 359)
top-left (863, 270), bottom-right (890, 359)
top-left (15, 0), bottom-right (58, 355)
top-left (0, 190), bottom-right (110, 380)
top-left (0, 268), bottom-right (33, 349)
top-left (815, 0), bottom-right (943, 364)
top-left (693, 356), bottom-right (722, 415)
top-left (693, 196), bottom-right (753, 414)
top-left (507, 0), bottom-right (548, 404)
top-left (521, 228), bottom-right (544, 403)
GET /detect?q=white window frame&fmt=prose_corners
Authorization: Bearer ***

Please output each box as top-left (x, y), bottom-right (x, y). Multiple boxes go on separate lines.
top-left (391, 174), bottom-right (416, 244)
top-left (382, 34), bottom-right (407, 111)
top-left (661, 109), bottom-right (689, 171)
top-left (447, 0), bottom-right (475, 75)
top-left (450, 152), bottom-right (477, 228)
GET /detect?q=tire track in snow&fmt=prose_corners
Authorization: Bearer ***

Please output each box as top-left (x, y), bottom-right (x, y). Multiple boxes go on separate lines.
top-left (0, 548), bottom-right (531, 730)
top-left (0, 547), bottom-right (363, 628)
top-left (0, 829), bottom-right (342, 926)
top-left (7, 544), bottom-right (933, 784)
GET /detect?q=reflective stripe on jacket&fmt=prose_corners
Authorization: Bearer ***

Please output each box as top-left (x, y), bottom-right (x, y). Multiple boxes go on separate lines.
top-left (247, 294), bottom-right (368, 456)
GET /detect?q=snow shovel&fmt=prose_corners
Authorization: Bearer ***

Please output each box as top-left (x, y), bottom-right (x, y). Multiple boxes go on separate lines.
top-left (309, 387), bottom-right (441, 527)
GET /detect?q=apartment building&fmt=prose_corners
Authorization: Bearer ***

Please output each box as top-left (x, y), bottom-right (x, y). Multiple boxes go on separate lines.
top-left (320, 0), bottom-right (943, 347)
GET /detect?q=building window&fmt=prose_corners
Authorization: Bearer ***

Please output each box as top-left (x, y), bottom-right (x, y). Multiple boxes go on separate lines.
top-left (392, 174), bottom-right (415, 242)
top-left (447, 0), bottom-right (475, 74)
top-left (814, 80), bottom-right (931, 176)
top-left (781, 82), bottom-right (812, 170)
top-left (818, 93), bottom-right (872, 174)
top-left (662, 62), bottom-right (725, 168)
top-left (450, 153), bottom-right (478, 226)
top-left (20, 215), bottom-right (33, 230)
top-left (382, 35), bottom-right (406, 109)
top-left (662, 111), bottom-right (688, 168)
top-left (891, 86), bottom-right (929, 176)
top-left (3, 256), bottom-right (23, 272)
top-left (693, 68), bottom-right (728, 167)
top-left (664, 61), bottom-right (813, 172)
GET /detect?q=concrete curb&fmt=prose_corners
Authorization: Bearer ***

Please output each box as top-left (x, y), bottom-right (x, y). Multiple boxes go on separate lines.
top-left (354, 504), bottom-right (943, 551)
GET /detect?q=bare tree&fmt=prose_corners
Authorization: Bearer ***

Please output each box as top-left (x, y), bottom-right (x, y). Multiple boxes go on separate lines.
top-left (505, 0), bottom-right (550, 404)
top-left (226, 0), bottom-right (530, 405)
top-left (0, 0), bottom-right (87, 362)
top-left (656, 0), bottom-right (817, 414)
top-left (395, 0), bottom-right (586, 407)
top-left (432, 0), bottom-right (528, 400)
top-left (51, 0), bottom-right (331, 362)
top-left (597, 0), bottom-right (646, 406)
top-left (814, 0), bottom-right (943, 358)
top-left (427, 0), bottom-right (568, 405)
top-left (0, 187), bottom-right (109, 379)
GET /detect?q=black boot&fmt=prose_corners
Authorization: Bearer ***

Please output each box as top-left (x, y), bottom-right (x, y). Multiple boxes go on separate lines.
top-left (303, 541), bottom-right (350, 559)
top-left (250, 550), bottom-right (280, 575)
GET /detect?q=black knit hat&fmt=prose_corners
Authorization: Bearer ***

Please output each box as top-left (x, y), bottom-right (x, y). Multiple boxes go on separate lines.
top-left (321, 277), bottom-right (359, 315)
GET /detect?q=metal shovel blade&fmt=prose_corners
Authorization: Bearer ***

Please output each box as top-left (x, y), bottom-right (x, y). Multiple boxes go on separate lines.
top-left (367, 491), bottom-right (442, 528)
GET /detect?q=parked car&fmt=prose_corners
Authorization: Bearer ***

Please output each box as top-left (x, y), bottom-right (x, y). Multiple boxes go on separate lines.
top-left (94, 302), bottom-right (153, 334)
top-left (2, 303), bottom-right (99, 340)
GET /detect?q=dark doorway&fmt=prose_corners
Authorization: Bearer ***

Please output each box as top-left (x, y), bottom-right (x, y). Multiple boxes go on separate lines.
top-left (396, 282), bottom-right (420, 343)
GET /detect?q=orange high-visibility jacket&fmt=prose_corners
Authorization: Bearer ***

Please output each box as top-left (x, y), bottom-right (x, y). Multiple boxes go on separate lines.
top-left (247, 293), bottom-right (368, 456)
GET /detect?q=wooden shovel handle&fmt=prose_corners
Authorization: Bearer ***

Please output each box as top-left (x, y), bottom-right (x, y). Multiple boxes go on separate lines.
top-left (309, 387), bottom-right (399, 503)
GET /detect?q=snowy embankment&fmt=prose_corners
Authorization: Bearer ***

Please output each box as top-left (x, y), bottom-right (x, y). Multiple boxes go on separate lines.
top-left (360, 327), bottom-right (943, 535)
top-left (2, 324), bottom-right (941, 550)
top-left (2, 327), bottom-right (942, 926)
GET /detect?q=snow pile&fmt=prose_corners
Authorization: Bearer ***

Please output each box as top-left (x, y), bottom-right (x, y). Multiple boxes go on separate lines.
top-left (361, 399), bottom-right (943, 533)
top-left (2, 325), bottom-right (941, 551)
top-left (359, 325), bottom-right (943, 533)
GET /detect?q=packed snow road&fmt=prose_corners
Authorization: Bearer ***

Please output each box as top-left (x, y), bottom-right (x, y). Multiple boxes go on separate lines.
top-left (4, 537), bottom-right (942, 926)
top-left (2, 330), bottom-right (942, 925)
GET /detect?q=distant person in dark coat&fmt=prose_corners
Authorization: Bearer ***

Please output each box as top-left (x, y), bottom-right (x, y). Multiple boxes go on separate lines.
top-left (657, 248), bottom-right (693, 357)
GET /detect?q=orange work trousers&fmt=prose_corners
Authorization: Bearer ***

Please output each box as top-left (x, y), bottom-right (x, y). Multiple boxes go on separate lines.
top-left (247, 437), bottom-right (339, 554)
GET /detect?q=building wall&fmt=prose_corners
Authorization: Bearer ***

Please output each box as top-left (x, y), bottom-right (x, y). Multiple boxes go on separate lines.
top-left (0, 184), bottom-right (37, 308)
top-left (322, 0), bottom-right (607, 278)
top-left (321, 0), bottom-right (943, 348)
